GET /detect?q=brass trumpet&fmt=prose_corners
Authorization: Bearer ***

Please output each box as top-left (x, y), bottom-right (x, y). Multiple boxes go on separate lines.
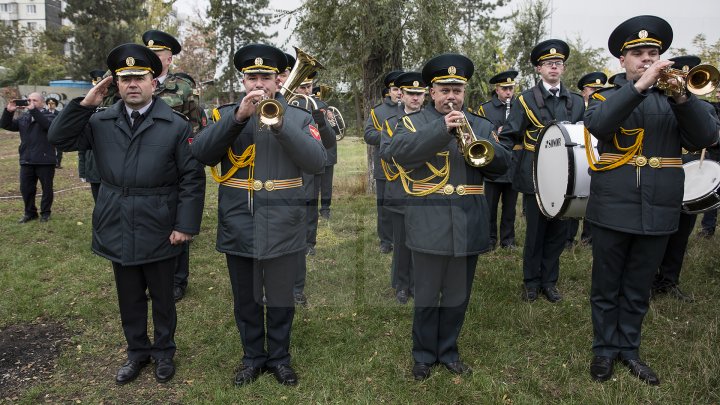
top-left (257, 95), bottom-right (283, 126)
top-left (448, 103), bottom-right (494, 167)
top-left (649, 63), bottom-right (720, 97)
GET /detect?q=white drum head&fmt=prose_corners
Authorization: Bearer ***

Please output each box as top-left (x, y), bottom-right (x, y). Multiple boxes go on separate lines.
top-left (534, 124), bottom-right (571, 218)
top-left (683, 159), bottom-right (720, 201)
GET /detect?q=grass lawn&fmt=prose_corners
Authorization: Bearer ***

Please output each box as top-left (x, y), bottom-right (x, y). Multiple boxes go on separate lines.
top-left (0, 129), bottom-right (719, 404)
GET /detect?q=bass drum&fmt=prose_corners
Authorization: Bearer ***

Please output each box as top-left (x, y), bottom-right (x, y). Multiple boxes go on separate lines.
top-left (533, 122), bottom-right (597, 219)
top-left (682, 159), bottom-right (720, 214)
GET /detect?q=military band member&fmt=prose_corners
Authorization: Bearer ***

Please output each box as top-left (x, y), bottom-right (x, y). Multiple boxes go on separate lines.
top-left (652, 55), bottom-right (720, 302)
top-left (584, 16), bottom-right (718, 385)
top-left (313, 85), bottom-right (338, 221)
top-left (566, 71), bottom-right (608, 248)
top-left (279, 52), bottom-right (295, 86)
top-left (387, 54), bottom-right (511, 380)
top-left (478, 70), bottom-right (520, 249)
top-left (48, 44), bottom-right (206, 385)
top-left (502, 39), bottom-right (585, 303)
top-left (365, 70), bottom-right (404, 255)
top-left (190, 44), bottom-right (327, 386)
top-left (378, 71), bottom-right (426, 304)
top-left (143, 29), bottom-right (200, 302)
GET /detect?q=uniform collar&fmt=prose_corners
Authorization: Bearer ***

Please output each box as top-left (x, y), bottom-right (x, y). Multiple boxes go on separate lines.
top-left (541, 81), bottom-right (562, 97)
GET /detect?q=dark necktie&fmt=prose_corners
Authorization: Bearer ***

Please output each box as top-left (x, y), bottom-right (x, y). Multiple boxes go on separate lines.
top-left (549, 87), bottom-right (559, 97)
top-left (130, 110), bottom-right (144, 132)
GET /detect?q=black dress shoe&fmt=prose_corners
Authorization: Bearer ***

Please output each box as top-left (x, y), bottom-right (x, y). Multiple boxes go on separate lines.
top-left (412, 362), bottom-right (432, 381)
top-left (306, 245), bottom-right (316, 256)
top-left (269, 364), bottom-right (298, 386)
top-left (667, 285), bottom-right (694, 302)
top-left (116, 359), bottom-right (150, 385)
top-left (233, 365), bottom-right (262, 386)
top-left (294, 292), bottom-right (307, 306)
top-left (542, 286), bottom-right (562, 303)
top-left (522, 287), bottom-right (538, 302)
top-left (18, 215), bottom-right (38, 224)
top-left (39, 215), bottom-right (50, 222)
top-left (379, 243), bottom-right (393, 254)
top-left (444, 361), bottom-right (472, 375)
top-left (396, 289), bottom-right (409, 304)
top-left (622, 358), bottom-right (660, 385)
top-left (173, 286), bottom-right (185, 302)
top-left (589, 355), bottom-right (614, 382)
top-left (154, 358), bottom-right (175, 383)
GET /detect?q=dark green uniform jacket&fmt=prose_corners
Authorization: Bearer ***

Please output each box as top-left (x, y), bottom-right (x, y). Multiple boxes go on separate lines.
top-left (364, 96), bottom-right (398, 179)
top-left (386, 105), bottom-right (512, 256)
top-left (584, 74), bottom-right (719, 235)
top-left (48, 98), bottom-right (207, 265)
top-left (190, 94), bottom-right (327, 259)
top-left (379, 104), bottom-right (410, 214)
top-left (478, 95), bottom-right (516, 183)
top-left (501, 82), bottom-right (585, 194)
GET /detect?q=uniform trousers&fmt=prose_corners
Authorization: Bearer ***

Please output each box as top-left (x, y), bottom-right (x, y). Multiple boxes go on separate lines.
top-left (567, 219), bottom-right (592, 244)
top-left (590, 225), bottom-right (670, 359)
top-left (306, 174), bottom-right (322, 247)
top-left (174, 242), bottom-right (190, 290)
top-left (319, 165), bottom-right (334, 215)
top-left (376, 179), bottom-right (393, 247)
top-left (654, 212), bottom-right (697, 289)
top-left (19, 164), bottom-right (55, 217)
top-left (412, 252), bottom-right (477, 365)
top-left (112, 257), bottom-right (177, 361)
top-left (227, 253), bottom-right (298, 368)
top-left (90, 182), bottom-right (100, 202)
top-left (522, 194), bottom-right (567, 289)
top-left (485, 181), bottom-right (518, 247)
top-left (390, 210), bottom-right (413, 291)
top-left (701, 209), bottom-right (717, 234)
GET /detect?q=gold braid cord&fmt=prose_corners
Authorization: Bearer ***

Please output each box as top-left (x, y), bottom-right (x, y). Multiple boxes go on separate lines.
top-left (518, 95), bottom-right (544, 151)
top-left (390, 115), bottom-right (451, 197)
top-left (584, 93), bottom-right (644, 171)
top-left (381, 120), bottom-right (400, 181)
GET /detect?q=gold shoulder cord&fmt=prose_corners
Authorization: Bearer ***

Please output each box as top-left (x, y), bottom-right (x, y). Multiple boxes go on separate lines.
top-left (518, 95), bottom-right (544, 151)
top-left (391, 115), bottom-right (451, 196)
top-left (370, 109), bottom-right (381, 131)
top-left (476, 105), bottom-right (485, 117)
top-left (208, 108), bottom-right (257, 196)
top-left (381, 120), bottom-right (400, 181)
top-left (584, 92), bottom-right (644, 172)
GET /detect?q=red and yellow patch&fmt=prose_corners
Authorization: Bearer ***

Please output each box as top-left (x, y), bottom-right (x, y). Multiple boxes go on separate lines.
top-left (188, 137), bottom-right (194, 144)
top-left (309, 124), bottom-right (321, 141)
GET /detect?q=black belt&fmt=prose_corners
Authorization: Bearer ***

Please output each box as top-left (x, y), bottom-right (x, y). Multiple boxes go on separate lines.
top-left (101, 181), bottom-right (176, 196)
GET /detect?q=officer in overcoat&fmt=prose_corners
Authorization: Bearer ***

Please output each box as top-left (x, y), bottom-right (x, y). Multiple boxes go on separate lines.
top-left (386, 54), bottom-right (511, 381)
top-left (477, 70), bottom-right (520, 249)
top-left (502, 39), bottom-right (585, 303)
top-left (48, 44), bottom-right (206, 385)
top-left (365, 70), bottom-right (404, 255)
top-left (190, 44), bottom-right (327, 387)
top-left (652, 56), bottom-right (720, 303)
top-left (584, 16), bottom-right (718, 385)
top-left (378, 71), bottom-right (426, 304)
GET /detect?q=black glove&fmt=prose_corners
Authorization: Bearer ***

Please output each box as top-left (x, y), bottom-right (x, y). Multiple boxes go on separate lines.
top-left (311, 109), bottom-right (327, 129)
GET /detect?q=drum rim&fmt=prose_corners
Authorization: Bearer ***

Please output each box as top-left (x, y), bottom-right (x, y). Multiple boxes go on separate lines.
top-left (683, 159), bottom-right (720, 202)
top-left (533, 122), bottom-right (576, 219)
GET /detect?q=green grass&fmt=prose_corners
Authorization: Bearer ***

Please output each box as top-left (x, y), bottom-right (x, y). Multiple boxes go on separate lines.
top-left (1, 132), bottom-right (719, 404)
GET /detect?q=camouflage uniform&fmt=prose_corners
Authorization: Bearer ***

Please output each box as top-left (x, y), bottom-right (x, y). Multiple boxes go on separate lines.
top-left (155, 73), bottom-right (204, 133)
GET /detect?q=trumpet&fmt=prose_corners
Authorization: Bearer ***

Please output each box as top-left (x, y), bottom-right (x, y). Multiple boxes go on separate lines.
top-left (448, 102), bottom-right (494, 167)
top-left (257, 95), bottom-right (283, 126)
top-left (646, 63), bottom-right (720, 97)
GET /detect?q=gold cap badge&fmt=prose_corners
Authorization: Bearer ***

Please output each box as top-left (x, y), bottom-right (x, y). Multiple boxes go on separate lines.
top-left (639, 30), bottom-right (648, 39)
top-left (148, 40), bottom-right (154, 46)
top-left (595, 79), bottom-right (601, 84)
top-left (682, 65), bottom-right (689, 72)
top-left (506, 78), bottom-right (512, 83)
top-left (448, 66), bottom-right (457, 75)
top-left (550, 48), bottom-right (556, 54)
top-left (412, 80), bottom-right (419, 87)
top-left (254, 57), bottom-right (263, 65)
top-left (125, 57), bottom-right (135, 67)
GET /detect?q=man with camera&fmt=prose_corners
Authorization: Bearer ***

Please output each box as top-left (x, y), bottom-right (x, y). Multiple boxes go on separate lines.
top-left (1, 93), bottom-right (57, 223)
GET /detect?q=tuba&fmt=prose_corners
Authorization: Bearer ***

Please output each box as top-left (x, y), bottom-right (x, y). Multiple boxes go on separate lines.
top-left (448, 103), bottom-right (494, 167)
top-left (652, 63), bottom-right (720, 97)
top-left (257, 47), bottom-right (324, 126)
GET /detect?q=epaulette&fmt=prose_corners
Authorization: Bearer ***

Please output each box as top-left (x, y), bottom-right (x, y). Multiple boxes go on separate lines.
top-left (210, 102), bottom-right (236, 122)
top-left (591, 86), bottom-right (614, 102)
top-left (287, 103), bottom-right (312, 115)
top-left (172, 110), bottom-right (189, 121)
top-left (94, 106), bottom-right (108, 113)
top-left (371, 101), bottom-right (384, 110)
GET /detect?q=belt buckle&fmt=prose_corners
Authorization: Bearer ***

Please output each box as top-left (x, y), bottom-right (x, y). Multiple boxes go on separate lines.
top-left (635, 155), bottom-right (648, 167)
top-left (443, 184), bottom-right (455, 195)
top-left (252, 180), bottom-right (263, 191)
top-left (456, 185), bottom-right (466, 195)
top-left (648, 157), bottom-right (661, 168)
top-left (264, 180), bottom-right (276, 191)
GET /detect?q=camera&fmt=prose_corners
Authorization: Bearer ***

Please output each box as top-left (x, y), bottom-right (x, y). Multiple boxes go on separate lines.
top-left (13, 99), bottom-right (29, 107)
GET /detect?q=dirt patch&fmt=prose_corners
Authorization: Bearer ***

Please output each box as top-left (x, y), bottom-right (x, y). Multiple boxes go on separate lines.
top-left (0, 321), bottom-right (71, 400)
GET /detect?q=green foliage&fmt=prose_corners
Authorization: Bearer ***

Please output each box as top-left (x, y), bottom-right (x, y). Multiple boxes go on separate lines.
top-left (506, 0), bottom-right (551, 88)
top-left (60, 0), bottom-right (147, 80)
top-left (563, 35), bottom-right (609, 94)
top-left (136, 0), bottom-right (179, 35)
top-left (0, 25), bottom-right (67, 86)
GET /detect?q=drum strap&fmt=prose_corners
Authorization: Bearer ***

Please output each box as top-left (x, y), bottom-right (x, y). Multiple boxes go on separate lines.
top-left (531, 85), bottom-right (574, 123)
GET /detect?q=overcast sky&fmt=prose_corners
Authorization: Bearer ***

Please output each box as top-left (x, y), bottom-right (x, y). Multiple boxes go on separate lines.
top-left (175, 0), bottom-right (719, 71)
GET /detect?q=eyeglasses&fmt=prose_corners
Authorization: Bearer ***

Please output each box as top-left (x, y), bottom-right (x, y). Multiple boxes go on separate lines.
top-left (540, 61), bottom-right (565, 68)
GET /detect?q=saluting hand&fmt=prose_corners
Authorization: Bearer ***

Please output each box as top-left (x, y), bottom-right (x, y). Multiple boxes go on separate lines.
top-left (169, 230), bottom-right (192, 245)
top-left (80, 76), bottom-right (113, 108)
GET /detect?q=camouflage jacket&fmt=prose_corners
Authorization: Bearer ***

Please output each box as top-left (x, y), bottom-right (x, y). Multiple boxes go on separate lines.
top-left (155, 72), bottom-right (204, 133)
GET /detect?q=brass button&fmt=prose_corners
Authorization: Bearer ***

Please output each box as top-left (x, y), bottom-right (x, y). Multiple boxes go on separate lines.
top-left (648, 157), bottom-right (661, 168)
top-left (264, 180), bottom-right (276, 191)
top-left (252, 180), bottom-right (263, 191)
top-left (635, 155), bottom-right (647, 167)
top-left (456, 185), bottom-right (466, 195)
top-left (443, 184), bottom-right (455, 195)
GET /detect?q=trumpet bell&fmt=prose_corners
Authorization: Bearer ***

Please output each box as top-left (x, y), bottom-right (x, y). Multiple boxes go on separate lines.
top-left (687, 64), bottom-right (720, 96)
top-left (466, 139), bottom-right (495, 167)
top-left (257, 98), bottom-right (283, 126)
